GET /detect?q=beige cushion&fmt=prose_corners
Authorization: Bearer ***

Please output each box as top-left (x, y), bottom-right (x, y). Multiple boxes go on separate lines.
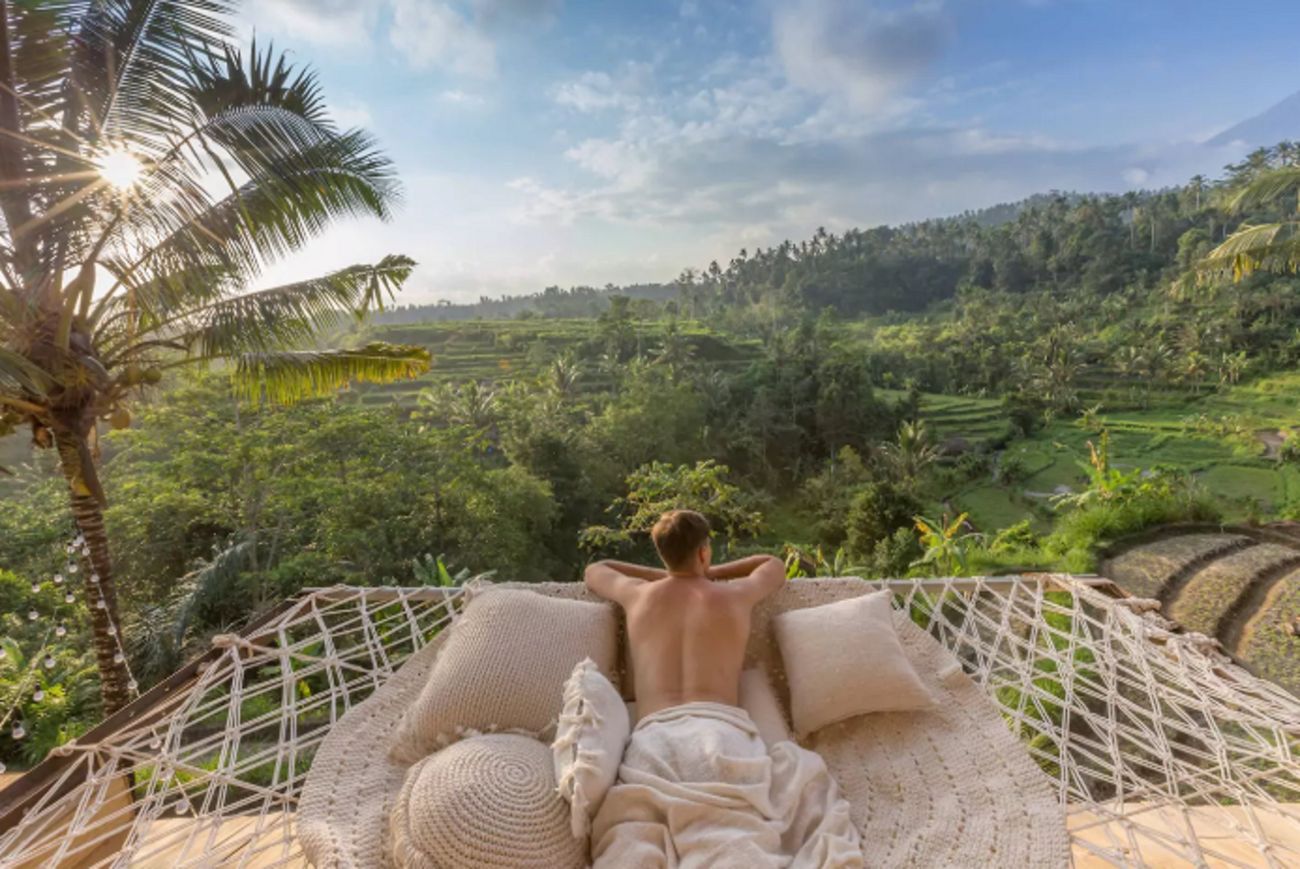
top-left (390, 588), bottom-right (618, 763)
top-left (390, 733), bottom-right (585, 868)
top-left (738, 666), bottom-right (792, 746)
top-left (552, 658), bottom-right (630, 839)
top-left (774, 589), bottom-right (937, 737)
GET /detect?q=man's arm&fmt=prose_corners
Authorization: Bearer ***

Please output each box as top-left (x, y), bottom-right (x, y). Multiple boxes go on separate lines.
top-left (709, 554), bottom-right (786, 602)
top-left (583, 560), bottom-right (664, 605)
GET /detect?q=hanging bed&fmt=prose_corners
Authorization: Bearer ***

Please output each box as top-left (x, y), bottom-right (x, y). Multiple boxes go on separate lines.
top-left (0, 575), bottom-right (1297, 867)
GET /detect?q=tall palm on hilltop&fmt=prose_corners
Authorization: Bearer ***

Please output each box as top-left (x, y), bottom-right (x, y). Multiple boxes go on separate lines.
top-left (0, 2), bottom-right (428, 712)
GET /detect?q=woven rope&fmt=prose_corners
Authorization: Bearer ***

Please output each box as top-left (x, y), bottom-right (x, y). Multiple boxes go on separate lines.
top-left (0, 577), bottom-right (1296, 868)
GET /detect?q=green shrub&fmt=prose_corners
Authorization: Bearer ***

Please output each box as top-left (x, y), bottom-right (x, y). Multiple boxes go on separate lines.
top-left (844, 482), bottom-right (922, 558)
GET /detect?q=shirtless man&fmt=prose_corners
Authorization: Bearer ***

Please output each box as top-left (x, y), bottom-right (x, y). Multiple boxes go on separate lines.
top-left (582, 508), bottom-right (786, 717)
top-left (583, 510), bottom-right (862, 867)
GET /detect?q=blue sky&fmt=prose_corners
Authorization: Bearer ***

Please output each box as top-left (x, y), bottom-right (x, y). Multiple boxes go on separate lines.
top-left (239, 0), bottom-right (1300, 302)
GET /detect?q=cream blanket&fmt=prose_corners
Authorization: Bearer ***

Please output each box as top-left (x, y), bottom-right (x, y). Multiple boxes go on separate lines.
top-left (590, 701), bottom-right (862, 868)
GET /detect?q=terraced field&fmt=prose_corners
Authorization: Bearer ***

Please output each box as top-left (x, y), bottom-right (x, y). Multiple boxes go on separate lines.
top-left (348, 320), bottom-right (763, 406)
top-left (1103, 533), bottom-right (1253, 599)
top-left (1102, 528), bottom-right (1300, 695)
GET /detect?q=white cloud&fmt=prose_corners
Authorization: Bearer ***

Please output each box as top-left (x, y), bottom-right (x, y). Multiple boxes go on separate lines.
top-left (440, 89), bottom-right (487, 105)
top-left (390, 0), bottom-right (497, 77)
top-left (564, 138), bottom-right (654, 186)
top-left (773, 0), bottom-right (953, 111)
top-left (330, 100), bottom-right (374, 129)
top-left (552, 64), bottom-right (652, 112)
top-left (1122, 166), bottom-right (1151, 187)
top-left (243, 0), bottom-right (380, 48)
top-left (248, 1), bottom-right (563, 78)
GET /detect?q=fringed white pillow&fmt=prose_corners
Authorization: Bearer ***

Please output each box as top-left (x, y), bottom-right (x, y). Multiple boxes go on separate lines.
top-left (551, 658), bottom-right (630, 839)
top-left (390, 589), bottom-right (618, 763)
top-left (774, 588), bottom-right (937, 737)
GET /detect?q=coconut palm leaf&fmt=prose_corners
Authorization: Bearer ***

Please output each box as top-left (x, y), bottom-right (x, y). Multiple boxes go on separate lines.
top-left (1199, 222), bottom-right (1300, 281)
top-left (0, 347), bottom-right (53, 397)
top-left (97, 127), bottom-right (398, 313)
top-left (234, 343), bottom-right (432, 404)
top-left (77, 0), bottom-right (236, 144)
top-left (1226, 166), bottom-right (1300, 213)
top-left (138, 255), bottom-right (415, 356)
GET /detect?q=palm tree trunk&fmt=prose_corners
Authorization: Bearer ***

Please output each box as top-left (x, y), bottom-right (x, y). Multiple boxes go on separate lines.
top-left (54, 432), bottom-right (132, 714)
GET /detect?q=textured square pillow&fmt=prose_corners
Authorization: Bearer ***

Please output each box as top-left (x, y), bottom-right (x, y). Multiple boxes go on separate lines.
top-left (390, 588), bottom-right (618, 763)
top-left (738, 666), bottom-right (792, 746)
top-left (552, 658), bottom-right (630, 839)
top-left (774, 589), bottom-right (937, 737)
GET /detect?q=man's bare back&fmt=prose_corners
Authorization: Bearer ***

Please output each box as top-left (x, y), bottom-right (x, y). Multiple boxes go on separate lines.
top-left (583, 511), bottom-right (785, 718)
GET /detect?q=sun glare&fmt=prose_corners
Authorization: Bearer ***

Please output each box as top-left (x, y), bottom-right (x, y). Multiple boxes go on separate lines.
top-left (97, 147), bottom-right (143, 189)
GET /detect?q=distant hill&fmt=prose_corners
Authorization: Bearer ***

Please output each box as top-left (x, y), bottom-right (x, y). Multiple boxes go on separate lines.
top-left (376, 282), bottom-right (673, 324)
top-left (1208, 89), bottom-right (1300, 147)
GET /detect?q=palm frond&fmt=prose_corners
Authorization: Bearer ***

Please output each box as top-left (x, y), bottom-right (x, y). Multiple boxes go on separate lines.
top-left (76, 0), bottom-right (235, 144)
top-left (138, 254), bottom-right (415, 356)
top-left (1227, 167), bottom-right (1300, 214)
top-left (101, 128), bottom-right (399, 303)
top-left (234, 342), bottom-right (431, 405)
top-left (0, 347), bottom-right (53, 397)
top-left (1198, 222), bottom-right (1300, 281)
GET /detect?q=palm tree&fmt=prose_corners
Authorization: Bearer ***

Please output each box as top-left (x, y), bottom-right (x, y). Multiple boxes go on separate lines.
top-left (879, 420), bottom-right (939, 484)
top-left (545, 354), bottom-right (583, 401)
top-left (0, 5), bottom-right (427, 712)
top-left (1199, 164), bottom-right (1300, 281)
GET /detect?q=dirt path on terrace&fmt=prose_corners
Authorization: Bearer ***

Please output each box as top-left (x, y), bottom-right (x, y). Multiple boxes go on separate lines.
top-left (1257, 429), bottom-right (1285, 460)
top-left (1222, 564), bottom-right (1297, 657)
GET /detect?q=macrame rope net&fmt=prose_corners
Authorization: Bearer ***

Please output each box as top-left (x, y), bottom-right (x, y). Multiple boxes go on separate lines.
top-left (0, 575), bottom-right (1296, 868)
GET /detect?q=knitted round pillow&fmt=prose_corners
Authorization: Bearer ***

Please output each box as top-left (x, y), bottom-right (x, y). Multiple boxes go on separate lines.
top-left (389, 733), bottom-right (586, 869)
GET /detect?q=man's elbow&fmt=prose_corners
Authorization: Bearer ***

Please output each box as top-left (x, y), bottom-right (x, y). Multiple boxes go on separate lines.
top-left (583, 561), bottom-right (607, 590)
top-left (762, 555), bottom-right (786, 590)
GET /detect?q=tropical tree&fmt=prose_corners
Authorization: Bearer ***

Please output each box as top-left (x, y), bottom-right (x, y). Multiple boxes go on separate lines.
top-left (1199, 163), bottom-right (1300, 281)
top-left (878, 420), bottom-right (939, 484)
top-left (0, 5), bottom-right (427, 712)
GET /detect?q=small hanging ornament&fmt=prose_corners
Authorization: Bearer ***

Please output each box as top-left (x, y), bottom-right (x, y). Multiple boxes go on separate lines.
top-left (67, 562), bottom-right (78, 574)
top-left (53, 573), bottom-right (64, 586)
top-left (27, 609), bottom-right (38, 621)
top-left (113, 652), bottom-right (124, 664)
top-left (29, 581), bottom-right (39, 593)
top-left (43, 655), bottom-right (55, 669)
top-left (55, 622), bottom-right (67, 638)
top-left (11, 723), bottom-right (26, 740)
top-left (106, 624), bottom-right (117, 636)
top-left (127, 679), bottom-right (139, 692)
top-left (32, 688), bottom-right (44, 702)
top-left (89, 573), bottom-right (99, 585)
top-left (149, 734), bottom-right (162, 750)
top-left (173, 795), bottom-right (191, 814)
top-left (96, 598), bottom-right (106, 610)
top-left (64, 591), bottom-right (74, 604)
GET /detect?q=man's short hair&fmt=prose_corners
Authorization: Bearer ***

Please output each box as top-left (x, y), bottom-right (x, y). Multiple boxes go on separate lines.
top-left (651, 509), bottom-right (711, 571)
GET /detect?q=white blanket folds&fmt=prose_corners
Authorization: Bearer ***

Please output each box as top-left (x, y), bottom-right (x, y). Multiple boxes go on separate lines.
top-left (590, 701), bottom-right (863, 868)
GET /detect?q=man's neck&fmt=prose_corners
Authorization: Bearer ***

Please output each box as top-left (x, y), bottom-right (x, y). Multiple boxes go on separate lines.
top-left (665, 570), bottom-right (708, 582)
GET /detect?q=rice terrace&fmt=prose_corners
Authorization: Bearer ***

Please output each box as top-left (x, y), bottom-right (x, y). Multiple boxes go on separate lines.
top-left (2, 0), bottom-right (1300, 867)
